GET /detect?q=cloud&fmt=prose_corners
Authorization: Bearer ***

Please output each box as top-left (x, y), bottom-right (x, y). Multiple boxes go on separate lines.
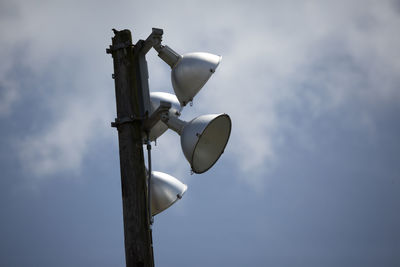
top-left (0, 0), bottom-right (118, 178)
top-left (1, 0), bottom-right (400, 186)
top-left (18, 95), bottom-right (110, 177)
top-left (0, 76), bottom-right (19, 117)
top-left (189, 0), bottom-right (400, 187)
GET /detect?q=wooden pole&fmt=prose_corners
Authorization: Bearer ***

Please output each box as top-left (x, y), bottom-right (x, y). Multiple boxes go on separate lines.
top-left (107, 29), bottom-right (154, 267)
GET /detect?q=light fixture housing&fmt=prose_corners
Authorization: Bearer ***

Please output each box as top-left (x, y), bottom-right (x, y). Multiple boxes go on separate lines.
top-left (171, 52), bottom-right (221, 107)
top-left (146, 92), bottom-right (181, 141)
top-left (150, 171), bottom-right (187, 216)
top-left (163, 113), bottom-right (231, 174)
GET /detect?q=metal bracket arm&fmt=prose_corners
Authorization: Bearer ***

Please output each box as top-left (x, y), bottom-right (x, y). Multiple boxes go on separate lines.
top-left (142, 101), bottom-right (171, 132)
top-left (134, 28), bottom-right (164, 56)
top-left (161, 112), bottom-right (186, 135)
top-left (132, 28), bottom-right (180, 68)
top-left (153, 45), bottom-right (181, 68)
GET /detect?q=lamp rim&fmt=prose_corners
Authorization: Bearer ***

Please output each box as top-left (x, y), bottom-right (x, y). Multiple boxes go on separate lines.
top-left (190, 113), bottom-right (231, 174)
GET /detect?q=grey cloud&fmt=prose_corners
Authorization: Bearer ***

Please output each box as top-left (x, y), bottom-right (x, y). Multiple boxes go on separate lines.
top-left (1, 1), bottom-right (400, 266)
top-left (1, 0), bottom-right (400, 184)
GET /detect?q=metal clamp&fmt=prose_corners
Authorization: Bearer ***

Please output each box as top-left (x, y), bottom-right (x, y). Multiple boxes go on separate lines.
top-left (111, 115), bottom-right (144, 128)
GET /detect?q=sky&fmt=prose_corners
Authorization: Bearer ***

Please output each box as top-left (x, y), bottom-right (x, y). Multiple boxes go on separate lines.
top-left (1, 0), bottom-right (400, 266)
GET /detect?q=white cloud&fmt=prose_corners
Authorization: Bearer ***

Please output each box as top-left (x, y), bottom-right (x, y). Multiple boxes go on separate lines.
top-left (18, 89), bottom-right (112, 177)
top-left (2, 0), bottom-right (400, 186)
top-left (181, 0), bottom-right (400, 187)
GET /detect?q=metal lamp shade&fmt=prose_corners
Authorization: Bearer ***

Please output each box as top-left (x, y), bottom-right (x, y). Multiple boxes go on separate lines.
top-left (150, 171), bottom-right (187, 216)
top-left (181, 114), bottom-right (231, 174)
top-left (147, 92), bottom-right (181, 141)
top-left (171, 52), bottom-right (221, 106)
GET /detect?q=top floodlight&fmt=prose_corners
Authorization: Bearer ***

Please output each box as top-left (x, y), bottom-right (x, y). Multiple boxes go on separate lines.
top-left (155, 45), bottom-right (221, 106)
top-left (171, 52), bottom-right (221, 106)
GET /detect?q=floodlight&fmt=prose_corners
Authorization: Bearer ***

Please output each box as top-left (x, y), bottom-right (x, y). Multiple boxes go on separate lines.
top-left (150, 171), bottom-right (187, 216)
top-left (146, 92), bottom-right (181, 141)
top-left (109, 28), bottom-right (232, 264)
top-left (163, 113), bottom-right (231, 174)
top-left (171, 53), bottom-right (221, 106)
top-left (155, 45), bottom-right (221, 106)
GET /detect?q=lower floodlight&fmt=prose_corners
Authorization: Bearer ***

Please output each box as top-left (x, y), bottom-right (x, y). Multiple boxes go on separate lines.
top-left (163, 113), bottom-right (231, 174)
top-left (145, 92), bottom-right (181, 141)
top-left (171, 53), bottom-right (221, 107)
top-left (150, 171), bottom-right (187, 216)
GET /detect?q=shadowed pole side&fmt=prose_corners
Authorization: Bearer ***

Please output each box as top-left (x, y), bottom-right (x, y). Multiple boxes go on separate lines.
top-left (108, 29), bottom-right (154, 267)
